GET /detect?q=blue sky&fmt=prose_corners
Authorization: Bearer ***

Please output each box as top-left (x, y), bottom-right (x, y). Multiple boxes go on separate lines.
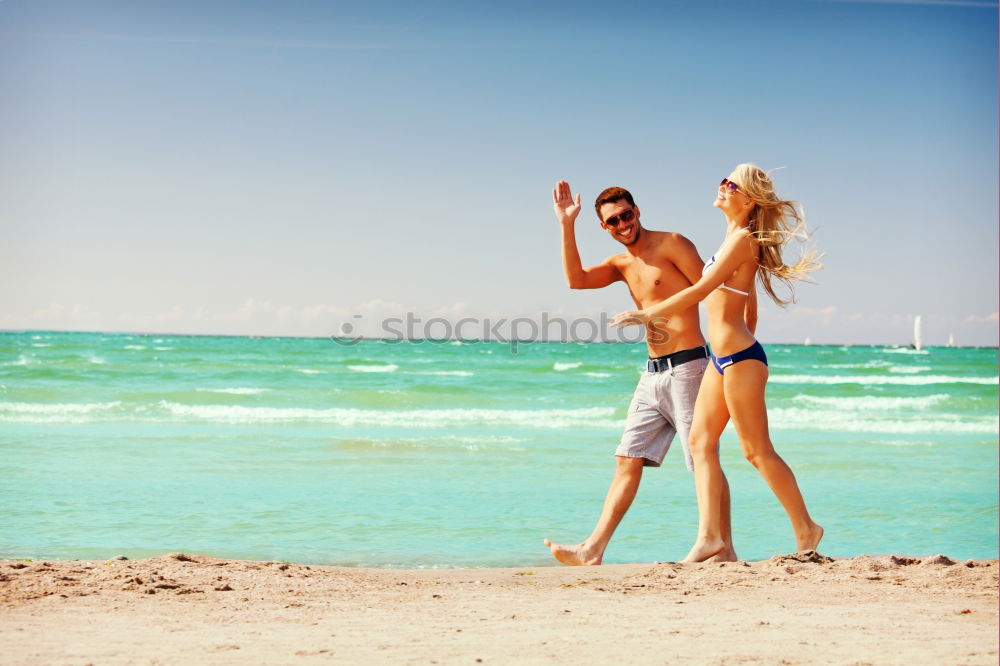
top-left (2, 0), bottom-right (997, 345)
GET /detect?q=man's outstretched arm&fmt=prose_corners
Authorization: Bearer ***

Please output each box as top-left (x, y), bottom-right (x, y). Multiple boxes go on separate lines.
top-left (552, 180), bottom-right (620, 290)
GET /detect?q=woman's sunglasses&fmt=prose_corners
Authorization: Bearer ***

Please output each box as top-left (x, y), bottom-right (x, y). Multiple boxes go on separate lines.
top-left (604, 209), bottom-right (635, 227)
top-left (719, 178), bottom-right (742, 194)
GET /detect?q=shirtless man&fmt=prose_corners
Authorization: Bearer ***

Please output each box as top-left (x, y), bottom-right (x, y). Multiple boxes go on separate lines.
top-left (543, 181), bottom-right (743, 565)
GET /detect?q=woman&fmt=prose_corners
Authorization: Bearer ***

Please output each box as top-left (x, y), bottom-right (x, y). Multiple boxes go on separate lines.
top-left (612, 164), bottom-right (823, 562)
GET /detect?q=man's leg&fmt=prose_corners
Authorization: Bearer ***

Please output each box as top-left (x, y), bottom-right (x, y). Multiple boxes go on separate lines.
top-left (544, 455), bottom-right (645, 566)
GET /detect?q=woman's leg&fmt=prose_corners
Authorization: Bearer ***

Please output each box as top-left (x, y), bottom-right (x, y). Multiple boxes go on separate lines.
top-left (723, 360), bottom-right (823, 552)
top-left (682, 365), bottom-right (735, 562)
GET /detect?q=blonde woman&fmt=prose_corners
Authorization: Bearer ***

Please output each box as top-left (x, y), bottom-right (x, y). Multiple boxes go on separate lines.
top-left (612, 164), bottom-right (823, 562)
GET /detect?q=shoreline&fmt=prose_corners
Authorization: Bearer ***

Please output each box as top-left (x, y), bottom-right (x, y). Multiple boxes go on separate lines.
top-left (2, 552), bottom-right (996, 664)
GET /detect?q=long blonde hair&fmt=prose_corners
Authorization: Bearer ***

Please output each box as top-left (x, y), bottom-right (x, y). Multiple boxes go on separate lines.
top-left (732, 163), bottom-right (821, 306)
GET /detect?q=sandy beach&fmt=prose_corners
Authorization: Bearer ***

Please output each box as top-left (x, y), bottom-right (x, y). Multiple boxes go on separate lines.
top-left (1, 552), bottom-right (996, 665)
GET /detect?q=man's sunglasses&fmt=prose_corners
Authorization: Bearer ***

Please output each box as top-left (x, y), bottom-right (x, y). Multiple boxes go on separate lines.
top-left (720, 178), bottom-right (742, 194)
top-left (604, 209), bottom-right (635, 227)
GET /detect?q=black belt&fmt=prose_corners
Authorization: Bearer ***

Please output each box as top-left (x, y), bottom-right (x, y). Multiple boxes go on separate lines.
top-left (647, 345), bottom-right (709, 373)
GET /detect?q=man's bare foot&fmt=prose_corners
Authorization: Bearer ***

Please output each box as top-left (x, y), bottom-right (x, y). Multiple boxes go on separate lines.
top-left (796, 523), bottom-right (824, 553)
top-left (705, 546), bottom-right (738, 563)
top-left (681, 537), bottom-right (726, 563)
top-left (543, 539), bottom-right (603, 566)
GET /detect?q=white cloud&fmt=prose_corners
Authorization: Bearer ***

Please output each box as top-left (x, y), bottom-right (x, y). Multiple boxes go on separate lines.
top-left (32, 303), bottom-right (95, 320)
top-left (430, 302), bottom-right (469, 317)
top-left (0, 303), bottom-right (103, 332)
top-left (0, 314), bottom-right (30, 329)
top-left (964, 312), bottom-right (1000, 323)
top-left (297, 303), bottom-right (348, 322)
top-left (154, 306), bottom-right (185, 322)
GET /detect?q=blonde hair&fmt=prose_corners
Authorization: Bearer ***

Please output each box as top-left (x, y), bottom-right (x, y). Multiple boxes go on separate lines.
top-left (732, 163), bottom-right (821, 306)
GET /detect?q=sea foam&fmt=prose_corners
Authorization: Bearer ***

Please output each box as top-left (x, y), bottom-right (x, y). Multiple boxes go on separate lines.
top-left (196, 388), bottom-right (270, 395)
top-left (416, 371), bottom-right (474, 377)
top-left (0, 401), bottom-right (123, 414)
top-left (0, 401), bottom-right (124, 423)
top-left (770, 374), bottom-right (998, 386)
top-left (790, 394), bottom-right (951, 410)
top-left (156, 402), bottom-right (621, 429)
top-left (769, 407), bottom-right (998, 434)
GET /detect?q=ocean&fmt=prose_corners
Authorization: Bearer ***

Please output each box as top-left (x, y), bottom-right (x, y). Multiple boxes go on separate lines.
top-left (1, 332), bottom-right (997, 567)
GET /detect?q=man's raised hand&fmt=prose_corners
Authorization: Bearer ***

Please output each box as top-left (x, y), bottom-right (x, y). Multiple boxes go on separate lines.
top-left (552, 180), bottom-right (582, 226)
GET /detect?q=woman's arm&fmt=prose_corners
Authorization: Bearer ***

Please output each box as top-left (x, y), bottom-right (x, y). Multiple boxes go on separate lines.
top-left (612, 229), bottom-right (755, 328)
top-left (744, 280), bottom-right (758, 334)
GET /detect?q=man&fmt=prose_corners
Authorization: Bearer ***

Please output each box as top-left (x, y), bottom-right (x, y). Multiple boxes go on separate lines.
top-left (543, 180), bottom-right (742, 565)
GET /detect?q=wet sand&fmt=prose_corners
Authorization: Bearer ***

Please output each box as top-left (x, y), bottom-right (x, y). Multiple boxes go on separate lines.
top-left (1, 552), bottom-right (997, 665)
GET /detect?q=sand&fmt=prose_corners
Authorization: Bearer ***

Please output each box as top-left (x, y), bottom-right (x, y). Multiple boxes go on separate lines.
top-left (1, 551), bottom-right (996, 665)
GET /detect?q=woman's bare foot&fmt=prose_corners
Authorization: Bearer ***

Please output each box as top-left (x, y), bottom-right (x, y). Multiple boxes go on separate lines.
top-left (705, 546), bottom-right (739, 563)
top-left (543, 539), bottom-right (603, 566)
top-left (796, 523), bottom-right (824, 553)
top-left (681, 537), bottom-right (726, 563)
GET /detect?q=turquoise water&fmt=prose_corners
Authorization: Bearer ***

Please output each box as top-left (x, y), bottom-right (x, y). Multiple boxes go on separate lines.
top-left (1, 332), bottom-right (997, 567)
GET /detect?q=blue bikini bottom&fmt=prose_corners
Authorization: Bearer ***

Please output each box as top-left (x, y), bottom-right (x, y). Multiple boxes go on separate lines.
top-left (710, 340), bottom-right (768, 375)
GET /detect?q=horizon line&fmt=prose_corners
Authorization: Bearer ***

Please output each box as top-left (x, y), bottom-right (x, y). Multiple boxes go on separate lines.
top-left (2, 329), bottom-right (996, 350)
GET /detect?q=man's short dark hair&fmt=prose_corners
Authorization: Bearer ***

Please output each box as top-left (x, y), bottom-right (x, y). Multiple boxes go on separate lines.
top-left (594, 187), bottom-right (635, 221)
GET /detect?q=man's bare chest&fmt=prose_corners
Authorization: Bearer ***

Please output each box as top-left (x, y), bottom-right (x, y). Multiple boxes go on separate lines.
top-left (619, 259), bottom-right (689, 303)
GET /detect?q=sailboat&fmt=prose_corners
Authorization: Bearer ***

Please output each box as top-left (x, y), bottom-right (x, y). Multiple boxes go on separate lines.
top-left (912, 315), bottom-right (923, 351)
top-left (947, 333), bottom-right (955, 348)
